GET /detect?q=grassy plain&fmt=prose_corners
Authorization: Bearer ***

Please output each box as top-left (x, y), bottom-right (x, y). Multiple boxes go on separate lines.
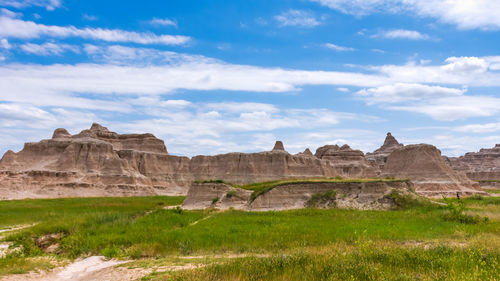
top-left (0, 194), bottom-right (498, 280)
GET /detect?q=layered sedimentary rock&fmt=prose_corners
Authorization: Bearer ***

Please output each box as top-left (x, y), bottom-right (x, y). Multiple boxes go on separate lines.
top-left (182, 181), bottom-right (417, 211)
top-left (315, 144), bottom-right (377, 178)
top-left (366, 132), bottom-right (404, 169)
top-left (381, 144), bottom-right (485, 197)
top-left (182, 182), bottom-right (252, 210)
top-left (0, 124), bottom-right (189, 199)
top-left (189, 142), bottom-right (339, 185)
top-left (1, 126), bottom-right (380, 199)
top-left (445, 144), bottom-right (500, 186)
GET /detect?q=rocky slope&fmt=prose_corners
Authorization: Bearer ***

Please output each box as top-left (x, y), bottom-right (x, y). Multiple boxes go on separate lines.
top-left (445, 144), bottom-right (500, 187)
top-left (381, 144), bottom-right (485, 197)
top-left (182, 181), bottom-right (418, 211)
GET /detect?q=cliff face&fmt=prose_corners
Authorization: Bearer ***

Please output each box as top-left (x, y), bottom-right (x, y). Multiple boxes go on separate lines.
top-left (315, 144), bottom-right (377, 178)
top-left (446, 144), bottom-right (500, 182)
top-left (0, 124), bottom-right (187, 199)
top-left (381, 144), bottom-right (485, 197)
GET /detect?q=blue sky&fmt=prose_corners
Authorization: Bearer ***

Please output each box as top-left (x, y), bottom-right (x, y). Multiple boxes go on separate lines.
top-left (1, 0), bottom-right (500, 157)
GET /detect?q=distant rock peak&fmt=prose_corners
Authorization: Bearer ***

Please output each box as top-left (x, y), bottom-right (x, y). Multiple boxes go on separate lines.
top-left (52, 128), bottom-right (71, 139)
top-left (272, 141), bottom-right (285, 152)
top-left (90, 123), bottom-right (111, 133)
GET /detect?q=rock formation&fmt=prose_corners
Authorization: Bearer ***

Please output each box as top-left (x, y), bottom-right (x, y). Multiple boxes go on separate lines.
top-left (366, 132), bottom-right (404, 169)
top-left (182, 180), bottom-right (418, 211)
top-left (381, 144), bottom-right (485, 197)
top-left (315, 144), bottom-right (377, 178)
top-left (272, 141), bottom-right (285, 152)
top-left (1, 124), bottom-right (378, 199)
top-left (445, 144), bottom-right (500, 187)
top-left (0, 123), bottom-right (190, 199)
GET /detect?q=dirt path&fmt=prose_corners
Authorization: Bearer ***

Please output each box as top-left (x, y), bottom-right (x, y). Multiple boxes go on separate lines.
top-left (1, 256), bottom-right (128, 281)
top-left (189, 215), bottom-right (213, 226)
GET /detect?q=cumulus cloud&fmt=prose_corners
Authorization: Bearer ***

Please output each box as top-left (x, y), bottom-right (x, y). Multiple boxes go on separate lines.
top-left (311, 0), bottom-right (500, 30)
top-left (373, 29), bottom-right (430, 40)
top-left (323, 43), bottom-right (355, 51)
top-left (275, 9), bottom-right (321, 27)
top-left (0, 16), bottom-right (190, 45)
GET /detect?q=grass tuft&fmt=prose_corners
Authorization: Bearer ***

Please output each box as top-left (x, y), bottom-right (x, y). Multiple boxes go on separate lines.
top-left (306, 190), bottom-right (337, 208)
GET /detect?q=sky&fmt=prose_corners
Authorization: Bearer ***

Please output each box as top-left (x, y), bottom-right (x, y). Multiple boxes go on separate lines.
top-left (1, 0), bottom-right (500, 157)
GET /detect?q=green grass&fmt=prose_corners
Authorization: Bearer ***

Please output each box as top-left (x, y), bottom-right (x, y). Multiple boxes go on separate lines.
top-left (484, 188), bottom-right (500, 194)
top-left (232, 177), bottom-right (410, 201)
top-left (164, 243), bottom-right (500, 281)
top-left (0, 256), bottom-right (64, 276)
top-left (1, 195), bottom-right (499, 279)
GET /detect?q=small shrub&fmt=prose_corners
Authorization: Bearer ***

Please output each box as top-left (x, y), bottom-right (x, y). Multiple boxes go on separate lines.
top-left (334, 176), bottom-right (344, 180)
top-left (226, 190), bottom-right (236, 198)
top-left (384, 189), bottom-right (432, 210)
top-left (194, 179), bottom-right (226, 184)
top-left (212, 197), bottom-right (219, 204)
top-left (173, 206), bottom-right (183, 214)
top-left (178, 241), bottom-right (192, 255)
top-left (469, 194), bottom-right (484, 201)
top-left (306, 190), bottom-right (337, 208)
top-left (101, 245), bottom-right (123, 258)
top-left (442, 196), bottom-right (481, 224)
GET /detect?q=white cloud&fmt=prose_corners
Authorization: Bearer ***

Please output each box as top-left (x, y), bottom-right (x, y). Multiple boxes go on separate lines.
top-left (0, 16), bottom-right (190, 45)
top-left (2, 48), bottom-right (500, 122)
top-left (356, 83), bottom-right (464, 104)
top-left (357, 83), bottom-right (500, 121)
top-left (337, 87), bottom-right (349, 92)
top-left (373, 56), bottom-right (500, 87)
top-left (454, 122), bottom-right (500, 133)
top-left (311, 0), bottom-right (500, 30)
top-left (149, 17), bottom-right (177, 27)
top-left (373, 29), bottom-right (430, 40)
top-left (0, 0), bottom-right (61, 11)
top-left (106, 102), bottom-right (378, 156)
top-left (1, 8), bottom-right (22, 18)
top-left (20, 42), bottom-right (79, 56)
top-left (275, 9), bottom-right (321, 27)
top-left (0, 38), bottom-right (10, 49)
top-left (323, 43), bottom-right (355, 51)
top-left (82, 44), bottom-right (212, 65)
top-left (82, 14), bottom-right (98, 21)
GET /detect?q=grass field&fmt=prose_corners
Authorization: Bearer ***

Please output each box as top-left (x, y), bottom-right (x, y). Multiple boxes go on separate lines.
top-left (0, 194), bottom-right (499, 280)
